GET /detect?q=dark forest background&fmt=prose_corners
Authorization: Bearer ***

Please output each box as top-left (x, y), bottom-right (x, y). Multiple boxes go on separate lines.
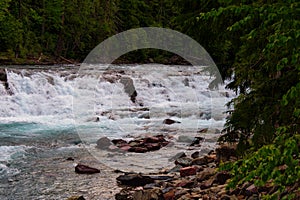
top-left (0, 0), bottom-right (299, 199)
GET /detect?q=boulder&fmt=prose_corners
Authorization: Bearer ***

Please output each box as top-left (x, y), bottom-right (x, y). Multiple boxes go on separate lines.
top-left (96, 137), bottom-right (112, 150)
top-left (120, 76), bottom-right (137, 103)
top-left (75, 164), bottom-right (100, 174)
top-left (0, 68), bottom-right (10, 92)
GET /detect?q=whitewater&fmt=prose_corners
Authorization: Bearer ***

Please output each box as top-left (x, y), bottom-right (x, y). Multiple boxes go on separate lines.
top-left (0, 64), bottom-right (234, 199)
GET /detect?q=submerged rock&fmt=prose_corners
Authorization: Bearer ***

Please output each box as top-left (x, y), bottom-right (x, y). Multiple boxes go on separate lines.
top-left (75, 164), bottom-right (100, 174)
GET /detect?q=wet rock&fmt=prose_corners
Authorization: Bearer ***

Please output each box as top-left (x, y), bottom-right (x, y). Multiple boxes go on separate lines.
top-left (128, 146), bottom-right (148, 153)
top-left (67, 196), bottom-right (86, 200)
top-left (138, 112), bottom-right (150, 119)
top-left (180, 166), bottom-right (197, 177)
top-left (75, 164), bottom-right (100, 174)
top-left (116, 173), bottom-right (154, 187)
top-left (191, 151), bottom-right (200, 159)
top-left (175, 157), bottom-right (192, 167)
top-left (0, 68), bottom-right (10, 93)
top-left (190, 136), bottom-right (204, 146)
top-left (163, 119), bottom-right (181, 125)
top-left (112, 139), bottom-right (128, 147)
top-left (120, 76), bottom-right (137, 103)
top-left (66, 157), bottom-right (74, 161)
top-left (214, 171), bottom-right (231, 185)
top-left (197, 128), bottom-right (208, 133)
top-left (96, 137), bottom-right (112, 150)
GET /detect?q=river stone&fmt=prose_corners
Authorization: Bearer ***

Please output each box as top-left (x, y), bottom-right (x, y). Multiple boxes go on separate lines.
top-left (75, 164), bottom-right (100, 174)
top-left (96, 137), bottom-right (112, 150)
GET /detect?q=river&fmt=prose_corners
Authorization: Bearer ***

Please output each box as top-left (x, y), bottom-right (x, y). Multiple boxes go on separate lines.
top-left (0, 64), bottom-right (234, 199)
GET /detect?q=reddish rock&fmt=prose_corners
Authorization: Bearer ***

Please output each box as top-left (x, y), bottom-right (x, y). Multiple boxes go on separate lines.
top-left (120, 145), bottom-right (131, 151)
top-left (75, 164), bottom-right (100, 174)
top-left (163, 189), bottom-right (175, 200)
top-left (180, 166), bottom-right (197, 177)
top-left (145, 143), bottom-right (161, 151)
top-left (111, 139), bottom-right (128, 147)
top-left (128, 147), bottom-right (148, 153)
top-left (144, 136), bottom-right (160, 143)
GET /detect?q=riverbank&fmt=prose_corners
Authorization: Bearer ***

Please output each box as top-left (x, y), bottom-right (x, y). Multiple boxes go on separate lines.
top-left (0, 54), bottom-right (190, 66)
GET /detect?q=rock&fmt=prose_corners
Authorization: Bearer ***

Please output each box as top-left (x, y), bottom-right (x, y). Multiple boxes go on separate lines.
top-left (75, 164), bottom-right (100, 174)
top-left (66, 157), bottom-right (74, 161)
top-left (220, 195), bottom-right (231, 200)
top-left (191, 151), bottom-right (200, 159)
top-left (183, 78), bottom-right (189, 86)
top-left (175, 157), bottom-right (192, 167)
top-left (128, 147), bottom-right (148, 153)
top-left (96, 137), bottom-right (112, 150)
top-left (197, 128), bottom-right (208, 133)
top-left (175, 180), bottom-right (194, 188)
top-left (67, 196), bottom-right (86, 200)
top-left (133, 188), bottom-right (164, 200)
top-left (111, 139), bottom-right (128, 147)
top-left (216, 144), bottom-right (237, 163)
top-left (120, 76), bottom-right (137, 103)
top-left (191, 156), bottom-right (208, 166)
top-left (163, 189), bottom-right (175, 200)
top-left (196, 168), bottom-right (216, 182)
top-left (163, 119), bottom-right (181, 125)
top-left (214, 171), bottom-right (231, 185)
top-left (168, 152), bottom-right (186, 162)
top-left (145, 143), bottom-right (161, 151)
top-left (180, 166), bottom-right (197, 177)
top-left (138, 112), bottom-right (150, 119)
top-left (200, 176), bottom-right (214, 189)
top-left (0, 68), bottom-right (10, 92)
top-left (177, 135), bottom-right (194, 143)
top-left (116, 173), bottom-right (154, 187)
top-left (143, 136), bottom-right (160, 143)
top-left (190, 136), bottom-right (204, 146)
top-left (167, 165), bottom-right (182, 173)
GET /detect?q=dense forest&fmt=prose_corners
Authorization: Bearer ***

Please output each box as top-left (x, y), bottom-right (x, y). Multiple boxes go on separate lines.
top-left (1, 0), bottom-right (299, 199)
